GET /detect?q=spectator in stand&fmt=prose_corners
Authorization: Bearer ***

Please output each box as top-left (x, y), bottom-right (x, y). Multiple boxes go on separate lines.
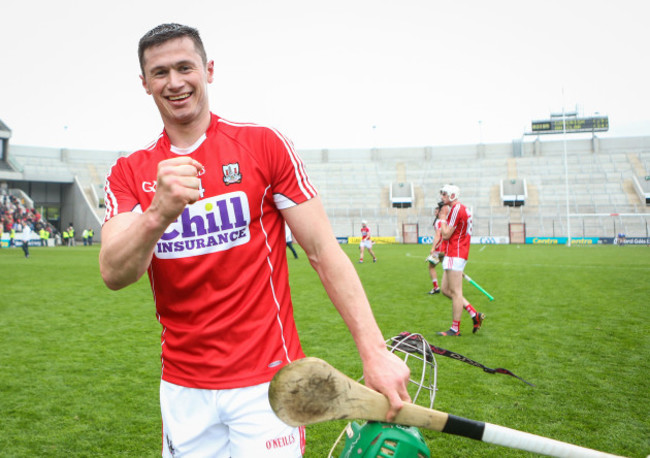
top-left (39, 227), bottom-right (48, 246)
top-left (67, 224), bottom-right (76, 246)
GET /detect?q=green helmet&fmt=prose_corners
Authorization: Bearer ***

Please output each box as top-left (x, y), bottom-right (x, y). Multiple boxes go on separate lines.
top-left (337, 421), bottom-right (430, 458)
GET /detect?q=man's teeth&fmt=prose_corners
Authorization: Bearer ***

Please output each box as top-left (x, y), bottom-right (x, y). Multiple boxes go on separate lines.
top-left (169, 94), bottom-right (190, 101)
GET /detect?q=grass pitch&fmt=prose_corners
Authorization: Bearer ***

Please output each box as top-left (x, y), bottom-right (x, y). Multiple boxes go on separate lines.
top-left (0, 243), bottom-right (648, 457)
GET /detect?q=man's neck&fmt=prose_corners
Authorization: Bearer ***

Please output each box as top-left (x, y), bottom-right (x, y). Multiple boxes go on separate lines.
top-left (165, 112), bottom-right (212, 148)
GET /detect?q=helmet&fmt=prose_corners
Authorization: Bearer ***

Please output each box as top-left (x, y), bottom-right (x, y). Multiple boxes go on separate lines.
top-left (440, 184), bottom-right (460, 201)
top-left (335, 421), bottom-right (430, 458)
top-left (329, 332), bottom-right (437, 457)
top-left (361, 220), bottom-right (368, 226)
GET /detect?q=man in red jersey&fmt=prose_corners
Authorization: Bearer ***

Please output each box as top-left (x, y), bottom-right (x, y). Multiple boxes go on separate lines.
top-left (358, 220), bottom-right (377, 263)
top-left (436, 184), bottom-right (485, 337)
top-left (99, 23), bottom-right (409, 457)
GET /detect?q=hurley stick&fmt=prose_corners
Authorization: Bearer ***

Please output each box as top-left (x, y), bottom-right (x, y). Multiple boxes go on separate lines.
top-left (463, 273), bottom-right (495, 301)
top-left (268, 358), bottom-right (624, 458)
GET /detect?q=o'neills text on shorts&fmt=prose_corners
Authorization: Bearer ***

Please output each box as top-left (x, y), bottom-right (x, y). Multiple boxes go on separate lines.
top-left (265, 433), bottom-right (296, 450)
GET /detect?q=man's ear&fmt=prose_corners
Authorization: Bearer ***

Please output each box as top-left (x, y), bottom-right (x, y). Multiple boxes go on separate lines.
top-left (140, 74), bottom-right (152, 95)
top-left (206, 60), bottom-right (215, 84)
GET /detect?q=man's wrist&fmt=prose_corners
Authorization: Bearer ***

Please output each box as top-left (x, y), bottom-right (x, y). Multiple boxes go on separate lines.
top-left (142, 206), bottom-right (175, 240)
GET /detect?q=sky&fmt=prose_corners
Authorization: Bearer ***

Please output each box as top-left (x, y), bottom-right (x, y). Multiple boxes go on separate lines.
top-left (1, 0), bottom-right (649, 152)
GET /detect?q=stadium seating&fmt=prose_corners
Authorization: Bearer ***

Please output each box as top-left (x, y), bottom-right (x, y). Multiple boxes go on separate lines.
top-left (4, 135), bottom-right (649, 242)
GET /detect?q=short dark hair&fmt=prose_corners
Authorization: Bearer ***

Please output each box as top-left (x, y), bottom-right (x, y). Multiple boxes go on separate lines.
top-left (138, 23), bottom-right (207, 75)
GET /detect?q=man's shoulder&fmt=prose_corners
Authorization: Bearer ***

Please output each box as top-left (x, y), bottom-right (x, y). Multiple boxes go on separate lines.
top-left (453, 202), bottom-right (469, 214)
top-left (133, 133), bottom-right (167, 156)
top-left (111, 137), bottom-right (165, 170)
top-left (215, 117), bottom-right (288, 145)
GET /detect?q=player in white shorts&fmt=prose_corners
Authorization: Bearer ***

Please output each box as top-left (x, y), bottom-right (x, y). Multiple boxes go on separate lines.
top-left (100, 23), bottom-right (411, 457)
top-left (160, 381), bottom-right (304, 457)
top-left (436, 184), bottom-right (485, 337)
top-left (358, 220), bottom-right (377, 263)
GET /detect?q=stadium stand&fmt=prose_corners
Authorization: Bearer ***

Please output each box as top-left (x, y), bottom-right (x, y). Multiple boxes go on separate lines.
top-left (1, 128), bottom-right (648, 244)
top-left (301, 136), bottom-right (649, 240)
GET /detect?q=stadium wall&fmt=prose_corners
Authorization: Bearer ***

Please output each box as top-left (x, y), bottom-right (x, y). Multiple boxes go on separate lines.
top-left (60, 176), bottom-right (103, 242)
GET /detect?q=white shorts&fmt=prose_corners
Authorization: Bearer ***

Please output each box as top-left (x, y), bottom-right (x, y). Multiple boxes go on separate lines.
top-left (360, 240), bottom-right (373, 249)
top-left (160, 380), bottom-right (305, 457)
top-left (442, 256), bottom-right (467, 272)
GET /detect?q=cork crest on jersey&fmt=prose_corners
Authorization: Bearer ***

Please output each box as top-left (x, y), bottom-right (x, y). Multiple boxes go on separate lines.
top-left (222, 162), bottom-right (242, 185)
top-left (155, 191), bottom-right (251, 259)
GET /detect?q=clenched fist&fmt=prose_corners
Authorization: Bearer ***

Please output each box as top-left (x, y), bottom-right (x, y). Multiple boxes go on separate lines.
top-left (150, 156), bottom-right (204, 225)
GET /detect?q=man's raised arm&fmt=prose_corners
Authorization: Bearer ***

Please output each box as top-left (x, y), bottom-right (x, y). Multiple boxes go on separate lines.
top-left (99, 157), bottom-right (203, 290)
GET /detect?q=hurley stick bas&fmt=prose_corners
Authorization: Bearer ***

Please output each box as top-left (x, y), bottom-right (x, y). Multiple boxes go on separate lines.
top-left (269, 357), bottom-right (624, 458)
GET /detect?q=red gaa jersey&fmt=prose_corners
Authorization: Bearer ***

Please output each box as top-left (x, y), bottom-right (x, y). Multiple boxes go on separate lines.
top-left (445, 202), bottom-right (472, 260)
top-left (361, 226), bottom-right (371, 240)
top-left (103, 114), bottom-right (317, 389)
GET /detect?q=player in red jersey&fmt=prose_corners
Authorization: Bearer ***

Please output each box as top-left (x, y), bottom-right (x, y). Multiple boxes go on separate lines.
top-left (358, 220), bottom-right (377, 263)
top-left (99, 23), bottom-right (410, 457)
top-left (436, 184), bottom-right (485, 337)
top-left (426, 201), bottom-right (446, 294)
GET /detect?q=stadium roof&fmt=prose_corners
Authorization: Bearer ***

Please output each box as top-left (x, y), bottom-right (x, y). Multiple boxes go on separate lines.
top-left (0, 118), bottom-right (11, 136)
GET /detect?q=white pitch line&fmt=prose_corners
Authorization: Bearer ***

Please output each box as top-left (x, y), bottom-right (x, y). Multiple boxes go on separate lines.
top-left (405, 252), bottom-right (423, 258)
top-left (472, 260), bottom-right (650, 270)
top-left (405, 250), bottom-right (650, 271)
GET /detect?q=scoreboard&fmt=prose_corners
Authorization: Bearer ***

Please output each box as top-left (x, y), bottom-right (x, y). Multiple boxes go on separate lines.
top-left (530, 116), bottom-right (609, 134)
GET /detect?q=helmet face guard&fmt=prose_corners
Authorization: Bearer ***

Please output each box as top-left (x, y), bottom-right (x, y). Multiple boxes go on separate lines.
top-left (329, 333), bottom-right (437, 457)
top-left (386, 332), bottom-right (438, 409)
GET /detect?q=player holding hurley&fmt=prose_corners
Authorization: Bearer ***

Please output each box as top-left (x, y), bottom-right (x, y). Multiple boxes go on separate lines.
top-left (436, 184), bottom-right (485, 336)
top-left (99, 23), bottom-right (409, 457)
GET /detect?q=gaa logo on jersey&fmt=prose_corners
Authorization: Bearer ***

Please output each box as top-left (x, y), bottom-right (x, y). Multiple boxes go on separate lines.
top-left (222, 162), bottom-right (242, 185)
top-left (155, 191), bottom-right (251, 259)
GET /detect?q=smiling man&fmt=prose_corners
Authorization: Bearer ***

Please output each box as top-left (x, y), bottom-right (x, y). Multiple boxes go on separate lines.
top-left (138, 29), bottom-right (212, 141)
top-left (99, 23), bottom-right (410, 457)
